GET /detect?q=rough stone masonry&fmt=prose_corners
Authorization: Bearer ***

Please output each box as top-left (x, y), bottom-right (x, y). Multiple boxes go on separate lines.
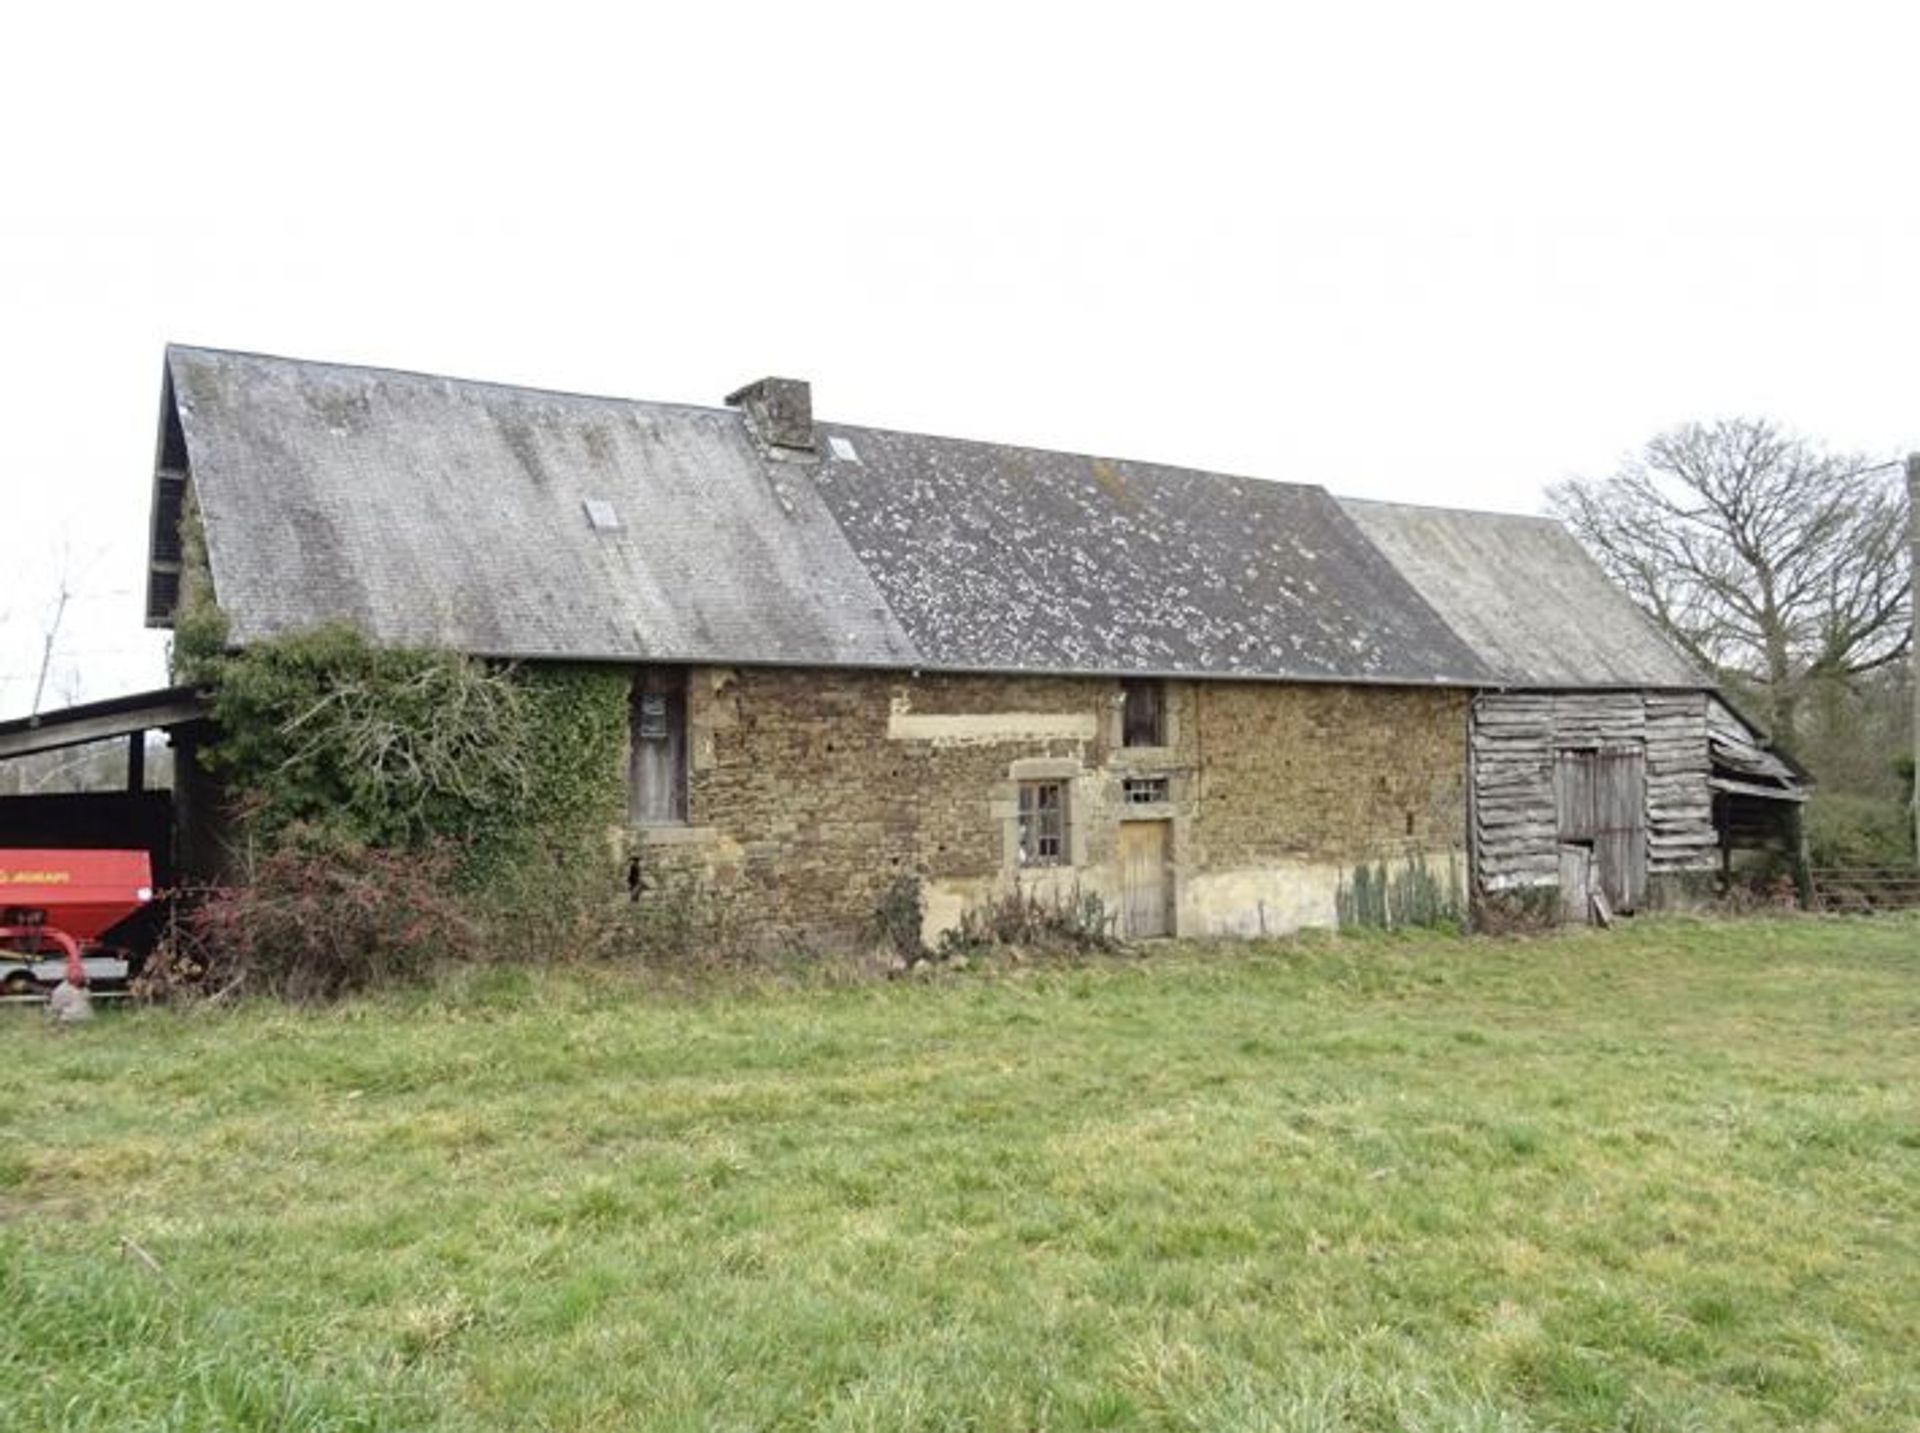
top-left (630, 667), bottom-right (1468, 950)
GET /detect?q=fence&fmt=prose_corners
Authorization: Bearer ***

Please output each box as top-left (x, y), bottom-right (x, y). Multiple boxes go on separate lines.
top-left (1808, 867), bottom-right (1920, 912)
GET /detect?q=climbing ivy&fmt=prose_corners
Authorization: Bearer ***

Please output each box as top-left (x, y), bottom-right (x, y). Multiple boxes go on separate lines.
top-left (168, 486), bottom-right (229, 685)
top-left (189, 621), bottom-right (630, 913)
top-left (461, 662), bottom-right (630, 912)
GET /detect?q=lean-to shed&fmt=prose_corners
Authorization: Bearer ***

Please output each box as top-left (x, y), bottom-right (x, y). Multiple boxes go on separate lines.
top-left (1341, 500), bottom-right (1807, 918)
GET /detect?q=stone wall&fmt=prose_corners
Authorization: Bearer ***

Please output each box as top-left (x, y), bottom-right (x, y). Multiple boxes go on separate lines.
top-left (630, 667), bottom-right (1469, 949)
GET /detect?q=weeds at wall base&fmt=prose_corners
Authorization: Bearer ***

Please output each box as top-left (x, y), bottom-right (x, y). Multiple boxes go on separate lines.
top-left (934, 878), bottom-right (1122, 962)
top-left (1337, 851), bottom-right (1465, 933)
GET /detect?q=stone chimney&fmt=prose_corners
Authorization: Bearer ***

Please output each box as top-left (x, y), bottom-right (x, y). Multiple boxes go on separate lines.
top-left (725, 377), bottom-right (814, 453)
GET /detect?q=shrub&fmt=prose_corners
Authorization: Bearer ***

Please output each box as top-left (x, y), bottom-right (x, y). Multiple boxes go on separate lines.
top-left (937, 879), bottom-right (1119, 960)
top-left (152, 844), bottom-right (482, 1001)
top-left (1805, 793), bottom-right (1913, 868)
top-left (1470, 883), bottom-right (1562, 935)
top-left (869, 875), bottom-right (928, 962)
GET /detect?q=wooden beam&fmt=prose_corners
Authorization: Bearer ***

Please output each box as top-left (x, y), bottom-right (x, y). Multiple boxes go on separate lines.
top-left (0, 698), bottom-right (207, 762)
top-left (1708, 776), bottom-right (1808, 803)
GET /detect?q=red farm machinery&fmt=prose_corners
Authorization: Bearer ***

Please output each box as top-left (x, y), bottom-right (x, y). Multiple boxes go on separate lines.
top-left (0, 849), bottom-right (153, 1002)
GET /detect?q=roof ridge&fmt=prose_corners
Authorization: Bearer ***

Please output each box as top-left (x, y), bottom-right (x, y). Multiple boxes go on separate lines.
top-left (165, 342), bottom-right (740, 421)
top-left (172, 345), bottom-right (1341, 498)
top-left (1336, 494), bottom-right (1562, 525)
top-left (823, 417), bottom-right (1330, 495)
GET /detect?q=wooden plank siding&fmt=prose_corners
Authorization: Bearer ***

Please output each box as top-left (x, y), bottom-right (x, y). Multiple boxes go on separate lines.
top-left (1472, 691), bottom-right (1715, 904)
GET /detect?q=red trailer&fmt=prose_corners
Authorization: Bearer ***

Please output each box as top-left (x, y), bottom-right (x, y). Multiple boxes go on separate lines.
top-left (0, 849), bottom-right (153, 1000)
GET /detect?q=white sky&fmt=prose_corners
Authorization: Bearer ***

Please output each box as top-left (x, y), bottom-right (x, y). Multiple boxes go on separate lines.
top-left (3, 1), bottom-right (1916, 718)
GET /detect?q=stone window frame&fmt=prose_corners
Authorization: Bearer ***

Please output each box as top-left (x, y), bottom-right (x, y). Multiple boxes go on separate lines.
top-left (1016, 779), bottom-right (1069, 867)
top-left (999, 757), bottom-right (1090, 872)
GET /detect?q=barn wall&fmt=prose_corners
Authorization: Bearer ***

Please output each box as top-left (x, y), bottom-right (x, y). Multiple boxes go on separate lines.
top-left (632, 667), bottom-right (1469, 949)
top-left (1471, 690), bottom-right (1716, 908)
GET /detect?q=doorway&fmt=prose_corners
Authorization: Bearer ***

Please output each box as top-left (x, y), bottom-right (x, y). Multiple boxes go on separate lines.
top-left (1118, 820), bottom-right (1171, 938)
top-left (1554, 745), bottom-right (1648, 915)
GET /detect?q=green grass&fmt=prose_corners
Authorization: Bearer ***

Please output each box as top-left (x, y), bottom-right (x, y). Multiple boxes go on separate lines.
top-left (3, 916), bottom-right (1916, 1432)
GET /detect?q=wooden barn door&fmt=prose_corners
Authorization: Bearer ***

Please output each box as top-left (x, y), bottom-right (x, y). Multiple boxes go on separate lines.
top-left (1555, 746), bottom-right (1647, 916)
top-left (1118, 821), bottom-right (1171, 938)
top-left (1593, 747), bottom-right (1647, 910)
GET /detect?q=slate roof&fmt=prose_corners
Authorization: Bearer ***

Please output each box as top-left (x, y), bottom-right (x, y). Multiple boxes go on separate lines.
top-left (155, 347), bottom-right (1494, 686)
top-left (808, 426), bottom-right (1486, 681)
top-left (1338, 498), bottom-right (1708, 689)
top-left (165, 349), bottom-right (917, 668)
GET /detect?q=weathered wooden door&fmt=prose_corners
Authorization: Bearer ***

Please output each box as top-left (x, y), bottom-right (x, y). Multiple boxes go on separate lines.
top-left (1555, 746), bottom-right (1647, 914)
top-left (1592, 747), bottom-right (1647, 910)
top-left (1118, 821), bottom-right (1171, 938)
top-left (1557, 843), bottom-right (1593, 924)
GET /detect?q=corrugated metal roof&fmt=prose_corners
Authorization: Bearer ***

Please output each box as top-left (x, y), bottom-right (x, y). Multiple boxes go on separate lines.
top-left (1339, 498), bottom-right (1707, 689)
top-left (163, 347), bottom-right (1495, 685)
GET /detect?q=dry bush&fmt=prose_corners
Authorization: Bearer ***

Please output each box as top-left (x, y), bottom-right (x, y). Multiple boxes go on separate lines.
top-left (143, 844), bottom-right (481, 1002)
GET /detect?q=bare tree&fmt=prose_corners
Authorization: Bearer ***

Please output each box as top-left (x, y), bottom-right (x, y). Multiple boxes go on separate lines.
top-left (29, 570), bottom-right (72, 717)
top-left (1549, 418), bottom-right (1911, 750)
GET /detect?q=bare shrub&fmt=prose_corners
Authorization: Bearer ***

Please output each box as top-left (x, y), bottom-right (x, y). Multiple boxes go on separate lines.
top-left (936, 879), bottom-right (1120, 961)
top-left (145, 844), bottom-right (481, 1001)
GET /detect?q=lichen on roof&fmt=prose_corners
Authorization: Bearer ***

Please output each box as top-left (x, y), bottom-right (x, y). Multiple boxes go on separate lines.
top-left (165, 346), bottom-right (1677, 689)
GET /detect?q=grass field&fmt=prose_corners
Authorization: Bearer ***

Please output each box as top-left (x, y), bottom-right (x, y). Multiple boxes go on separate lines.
top-left (3, 916), bottom-right (1916, 1432)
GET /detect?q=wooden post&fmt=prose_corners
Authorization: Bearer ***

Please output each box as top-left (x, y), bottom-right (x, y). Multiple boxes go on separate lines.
top-left (126, 732), bottom-right (145, 793)
top-left (1790, 801), bottom-right (1813, 910)
top-left (1910, 453), bottom-right (1919, 867)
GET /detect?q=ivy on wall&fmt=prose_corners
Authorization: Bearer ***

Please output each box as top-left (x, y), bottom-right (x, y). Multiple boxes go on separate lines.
top-left (169, 486), bottom-right (229, 685)
top-left (193, 625), bottom-right (627, 899)
top-left (170, 500), bottom-right (630, 914)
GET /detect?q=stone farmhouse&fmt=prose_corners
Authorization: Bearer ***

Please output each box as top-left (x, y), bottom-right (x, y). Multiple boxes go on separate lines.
top-left (134, 346), bottom-right (1806, 945)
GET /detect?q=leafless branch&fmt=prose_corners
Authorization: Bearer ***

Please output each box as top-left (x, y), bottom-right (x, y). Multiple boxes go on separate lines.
top-left (1548, 418), bottom-right (1911, 747)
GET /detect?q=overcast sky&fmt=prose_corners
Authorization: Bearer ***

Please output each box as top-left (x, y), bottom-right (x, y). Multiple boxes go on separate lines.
top-left (3, 2), bottom-right (1916, 718)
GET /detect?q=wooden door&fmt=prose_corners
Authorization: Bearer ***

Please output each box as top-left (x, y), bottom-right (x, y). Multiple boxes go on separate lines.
top-left (1554, 745), bottom-right (1647, 914)
top-left (1592, 747), bottom-right (1647, 910)
top-left (1118, 821), bottom-right (1171, 938)
top-left (1557, 843), bottom-right (1593, 924)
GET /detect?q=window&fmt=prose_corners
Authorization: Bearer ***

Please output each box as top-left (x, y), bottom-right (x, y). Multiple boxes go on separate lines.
top-left (1121, 679), bottom-right (1165, 747)
top-left (1123, 776), bottom-right (1169, 805)
top-left (629, 667), bottom-right (688, 824)
top-left (1017, 780), bottom-right (1068, 866)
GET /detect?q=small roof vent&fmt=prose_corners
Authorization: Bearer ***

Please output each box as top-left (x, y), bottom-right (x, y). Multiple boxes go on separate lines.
top-left (583, 498), bottom-right (622, 532)
top-left (827, 434), bottom-right (860, 463)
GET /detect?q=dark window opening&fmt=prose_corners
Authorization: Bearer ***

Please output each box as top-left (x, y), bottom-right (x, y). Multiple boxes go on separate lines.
top-left (146, 568), bottom-right (181, 621)
top-left (160, 381), bottom-right (189, 473)
top-left (1123, 776), bottom-right (1169, 805)
top-left (1122, 679), bottom-right (1165, 747)
top-left (1017, 780), bottom-right (1068, 866)
top-left (150, 475), bottom-right (187, 570)
top-left (630, 667), bottom-right (688, 824)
